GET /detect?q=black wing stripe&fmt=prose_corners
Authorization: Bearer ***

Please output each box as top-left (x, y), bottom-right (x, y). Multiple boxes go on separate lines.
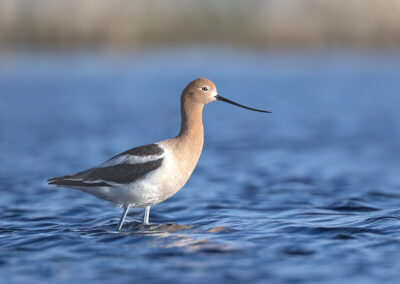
top-left (48, 158), bottom-right (164, 186)
top-left (48, 144), bottom-right (164, 187)
top-left (85, 158), bottom-right (163, 183)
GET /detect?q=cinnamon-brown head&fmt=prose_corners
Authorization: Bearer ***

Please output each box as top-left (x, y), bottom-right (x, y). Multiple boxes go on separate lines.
top-left (181, 78), bottom-right (217, 105)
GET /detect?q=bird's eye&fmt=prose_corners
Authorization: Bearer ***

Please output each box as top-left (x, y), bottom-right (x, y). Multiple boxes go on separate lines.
top-left (201, 87), bottom-right (209, 91)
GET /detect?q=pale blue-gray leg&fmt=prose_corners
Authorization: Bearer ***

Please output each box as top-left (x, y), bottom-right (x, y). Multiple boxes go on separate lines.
top-left (117, 205), bottom-right (130, 231)
top-left (144, 206), bottom-right (150, 225)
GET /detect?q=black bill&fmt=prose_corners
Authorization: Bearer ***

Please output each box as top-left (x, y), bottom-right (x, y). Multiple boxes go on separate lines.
top-left (215, 95), bottom-right (272, 113)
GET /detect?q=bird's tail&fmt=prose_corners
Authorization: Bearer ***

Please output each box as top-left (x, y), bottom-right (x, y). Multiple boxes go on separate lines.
top-left (47, 175), bottom-right (73, 185)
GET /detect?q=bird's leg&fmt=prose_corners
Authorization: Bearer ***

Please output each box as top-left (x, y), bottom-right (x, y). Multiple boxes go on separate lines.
top-left (143, 206), bottom-right (150, 225)
top-left (117, 205), bottom-right (130, 231)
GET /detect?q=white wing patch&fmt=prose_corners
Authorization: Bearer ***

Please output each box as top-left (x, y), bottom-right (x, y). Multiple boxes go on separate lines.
top-left (99, 153), bottom-right (165, 168)
top-left (53, 177), bottom-right (107, 184)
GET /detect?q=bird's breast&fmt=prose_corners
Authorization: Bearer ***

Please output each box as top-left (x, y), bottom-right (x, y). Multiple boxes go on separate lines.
top-left (156, 140), bottom-right (202, 200)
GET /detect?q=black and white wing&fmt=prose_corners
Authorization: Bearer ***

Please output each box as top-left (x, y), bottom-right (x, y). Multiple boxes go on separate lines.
top-left (48, 144), bottom-right (164, 187)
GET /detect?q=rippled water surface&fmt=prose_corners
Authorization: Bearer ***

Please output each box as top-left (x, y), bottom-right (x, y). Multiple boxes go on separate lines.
top-left (1, 50), bottom-right (400, 283)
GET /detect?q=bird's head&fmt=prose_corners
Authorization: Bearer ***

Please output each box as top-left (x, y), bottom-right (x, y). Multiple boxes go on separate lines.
top-left (182, 78), bottom-right (271, 113)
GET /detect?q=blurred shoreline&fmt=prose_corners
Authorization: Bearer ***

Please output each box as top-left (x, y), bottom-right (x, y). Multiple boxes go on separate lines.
top-left (1, 0), bottom-right (400, 52)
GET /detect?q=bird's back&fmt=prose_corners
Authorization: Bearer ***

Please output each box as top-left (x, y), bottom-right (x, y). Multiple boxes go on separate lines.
top-left (48, 143), bottom-right (165, 189)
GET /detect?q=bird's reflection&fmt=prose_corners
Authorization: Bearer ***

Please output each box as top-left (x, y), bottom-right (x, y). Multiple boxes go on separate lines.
top-left (121, 221), bottom-right (235, 252)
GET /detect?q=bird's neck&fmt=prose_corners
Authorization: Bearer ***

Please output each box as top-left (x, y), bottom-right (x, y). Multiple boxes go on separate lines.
top-left (177, 97), bottom-right (204, 143)
top-left (176, 97), bottom-right (204, 152)
top-left (158, 98), bottom-right (204, 198)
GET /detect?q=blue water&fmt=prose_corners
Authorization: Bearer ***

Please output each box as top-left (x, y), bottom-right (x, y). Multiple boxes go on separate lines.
top-left (1, 50), bottom-right (400, 283)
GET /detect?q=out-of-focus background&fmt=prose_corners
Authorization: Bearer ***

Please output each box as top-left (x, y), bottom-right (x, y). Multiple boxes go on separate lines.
top-left (1, 0), bottom-right (400, 50)
top-left (1, 1), bottom-right (400, 284)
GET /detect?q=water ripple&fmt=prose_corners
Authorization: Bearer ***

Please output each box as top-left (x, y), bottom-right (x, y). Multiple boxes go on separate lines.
top-left (1, 52), bottom-right (400, 283)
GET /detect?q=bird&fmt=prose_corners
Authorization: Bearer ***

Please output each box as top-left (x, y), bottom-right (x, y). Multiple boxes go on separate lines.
top-left (48, 78), bottom-right (271, 231)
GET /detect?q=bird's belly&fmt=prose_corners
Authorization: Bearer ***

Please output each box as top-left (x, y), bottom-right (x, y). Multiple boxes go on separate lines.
top-left (107, 157), bottom-right (191, 207)
top-left (70, 171), bottom-right (174, 208)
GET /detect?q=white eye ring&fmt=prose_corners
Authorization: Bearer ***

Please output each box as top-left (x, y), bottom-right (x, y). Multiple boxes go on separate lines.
top-left (201, 86), bottom-right (209, 91)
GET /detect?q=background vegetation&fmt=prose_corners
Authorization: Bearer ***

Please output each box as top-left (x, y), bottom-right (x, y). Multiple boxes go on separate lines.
top-left (1, 0), bottom-right (400, 51)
